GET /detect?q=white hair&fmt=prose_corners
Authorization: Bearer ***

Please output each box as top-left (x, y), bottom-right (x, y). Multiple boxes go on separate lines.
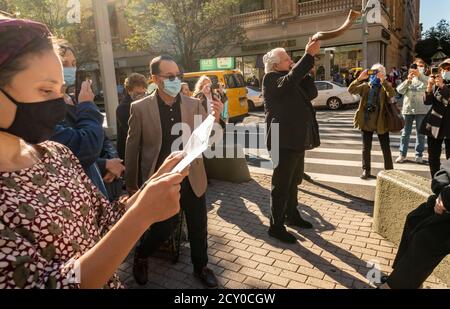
top-left (263, 48), bottom-right (285, 74)
top-left (371, 63), bottom-right (386, 75)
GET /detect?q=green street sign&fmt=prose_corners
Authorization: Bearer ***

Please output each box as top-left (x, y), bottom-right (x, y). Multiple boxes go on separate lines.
top-left (217, 57), bottom-right (235, 70)
top-left (200, 58), bottom-right (217, 71)
top-left (200, 57), bottom-right (235, 71)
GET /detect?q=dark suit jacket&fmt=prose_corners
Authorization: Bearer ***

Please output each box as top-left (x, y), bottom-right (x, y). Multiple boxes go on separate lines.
top-left (125, 92), bottom-right (222, 197)
top-left (263, 53), bottom-right (317, 151)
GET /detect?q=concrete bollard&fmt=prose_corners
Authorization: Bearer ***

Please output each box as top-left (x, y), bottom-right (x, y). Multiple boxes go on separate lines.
top-left (203, 144), bottom-right (252, 183)
top-left (373, 170), bottom-right (450, 286)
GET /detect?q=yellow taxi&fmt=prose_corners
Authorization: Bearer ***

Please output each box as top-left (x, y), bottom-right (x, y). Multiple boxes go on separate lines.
top-left (183, 70), bottom-right (249, 123)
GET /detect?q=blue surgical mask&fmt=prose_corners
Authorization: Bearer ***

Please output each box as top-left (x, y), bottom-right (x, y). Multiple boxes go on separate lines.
top-left (163, 78), bottom-right (182, 97)
top-left (63, 67), bottom-right (77, 87)
top-left (442, 71), bottom-right (450, 81)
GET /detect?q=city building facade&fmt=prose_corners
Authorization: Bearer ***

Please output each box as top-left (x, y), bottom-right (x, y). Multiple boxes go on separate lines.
top-left (226, 0), bottom-right (421, 82)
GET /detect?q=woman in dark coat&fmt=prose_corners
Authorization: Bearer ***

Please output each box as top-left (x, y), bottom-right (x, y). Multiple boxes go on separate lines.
top-left (381, 160), bottom-right (450, 289)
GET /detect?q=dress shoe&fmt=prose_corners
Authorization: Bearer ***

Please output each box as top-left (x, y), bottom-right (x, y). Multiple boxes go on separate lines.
top-left (303, 173), bottom-right (312, 181)
top-left (268, 226), bottom-right (297, 244)
top-left (286, 216), bottom-right (313, 229)
top-left (360, 170), bottom-right (372, 180)
top-left (133, 253), bottom-right (148, 286)
top-left (194, 267), bottom-right (218, 288)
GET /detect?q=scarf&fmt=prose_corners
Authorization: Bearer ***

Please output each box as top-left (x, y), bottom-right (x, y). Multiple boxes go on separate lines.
top-left (364, 76), bottom-right (382, 122)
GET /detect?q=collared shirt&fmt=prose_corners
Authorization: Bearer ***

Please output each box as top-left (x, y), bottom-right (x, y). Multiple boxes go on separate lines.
top-left (155, 92), bottom-right (183, 171)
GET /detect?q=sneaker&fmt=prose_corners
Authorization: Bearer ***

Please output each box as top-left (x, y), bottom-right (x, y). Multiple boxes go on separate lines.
top-left (415, 156), bottom-right (424, 164)
top-left (395, 156), bottom-right (406, 163)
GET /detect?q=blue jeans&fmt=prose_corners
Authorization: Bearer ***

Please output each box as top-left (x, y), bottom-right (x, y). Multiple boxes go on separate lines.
top-left (399, 114), bottom-right (426, 158)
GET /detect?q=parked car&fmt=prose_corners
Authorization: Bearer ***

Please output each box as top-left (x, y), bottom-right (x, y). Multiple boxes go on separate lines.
top-left (246, 86), bottom-right (263, 111)
top-left (313, 81), bottom-right (360, 110)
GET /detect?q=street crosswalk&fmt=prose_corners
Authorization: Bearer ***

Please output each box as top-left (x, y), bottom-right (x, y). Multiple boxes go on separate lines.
top-left (235, 109), bottom-right (437, 197)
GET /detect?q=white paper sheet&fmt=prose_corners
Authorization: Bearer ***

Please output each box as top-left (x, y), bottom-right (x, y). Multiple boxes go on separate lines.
top-left (171, 115), bottom-right (216, 173)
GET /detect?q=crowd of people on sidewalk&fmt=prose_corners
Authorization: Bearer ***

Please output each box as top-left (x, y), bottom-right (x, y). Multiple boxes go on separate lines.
top-left (0, 14), bottom-right (449, 290)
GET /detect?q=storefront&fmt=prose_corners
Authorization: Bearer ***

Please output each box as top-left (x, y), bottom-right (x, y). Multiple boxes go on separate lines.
top-left (233, 41), bottom-right (364, 85)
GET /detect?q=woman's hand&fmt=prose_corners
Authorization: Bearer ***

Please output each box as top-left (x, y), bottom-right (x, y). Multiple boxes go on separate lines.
top-left (106, 158), bottom-right (125, 178)
top-left (377, 71), bottom-right (386, 83)
top-left (434, 196), bottom-right (448, 215)
top-left (427, 76), bottom-right (436, 92)
top-left (139, 170), bottom-right (188, 225)
top-left (150, 151), bottom-right (186, 181)
top-left (211, 99), bottom-right (224, 121)
top-left (78, 80), bottom-right (95, 104)
top-left (435, 75), bottom-right (445, 89)
top-left (358, 70), bottom-right (369, 82)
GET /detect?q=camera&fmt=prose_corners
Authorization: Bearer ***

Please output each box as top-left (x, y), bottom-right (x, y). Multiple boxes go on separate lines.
top-left (410, 63), bottom-right (418, 70)
top-left (431, 67), bottom-right (439, 77)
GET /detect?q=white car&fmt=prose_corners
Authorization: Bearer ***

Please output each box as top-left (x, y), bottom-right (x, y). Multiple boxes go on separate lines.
top-left (246, 86), bottom-right (264, 111)
top-left (313, 81), bottom-right (360, 110)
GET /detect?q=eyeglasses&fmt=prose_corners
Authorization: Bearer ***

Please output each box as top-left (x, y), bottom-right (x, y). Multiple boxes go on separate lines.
top-left (157, 73), bottom-right (184, 81)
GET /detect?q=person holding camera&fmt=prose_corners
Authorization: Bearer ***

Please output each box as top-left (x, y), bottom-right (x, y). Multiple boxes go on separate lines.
top-left (420, 58), bottom-right (450, 178)
top-left (193, 76), bottom-right (227, 125)
top-left (348, 64), bottom-right (396, 180)
top-left (396, 58), bottom-right (430, 164)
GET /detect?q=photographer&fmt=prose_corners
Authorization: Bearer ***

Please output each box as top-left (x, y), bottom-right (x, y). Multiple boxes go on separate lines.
top-left (193, 76), bottom-right (227, 124)
top-left (420, 58), bottom-right (450, 177)
top-left (396, 58), bottom-right (430, 164)
top-left (348, 64), bottom-right (396, 180)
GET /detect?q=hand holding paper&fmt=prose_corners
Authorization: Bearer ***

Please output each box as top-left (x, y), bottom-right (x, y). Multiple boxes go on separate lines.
top-left (171, 115), bottom-right (216, 173)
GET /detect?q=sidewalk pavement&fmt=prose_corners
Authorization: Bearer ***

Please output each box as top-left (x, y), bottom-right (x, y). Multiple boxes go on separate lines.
top-left (118, 172), bottom-right (448, 289)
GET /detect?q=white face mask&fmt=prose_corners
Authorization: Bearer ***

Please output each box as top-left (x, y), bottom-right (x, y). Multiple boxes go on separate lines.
top-left (418, 67), bottom-right (425, 75)
top-left (442, 71), bottom-right (450, 81)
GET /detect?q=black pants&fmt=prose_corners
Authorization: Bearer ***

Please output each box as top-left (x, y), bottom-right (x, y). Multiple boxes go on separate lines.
top-left (136, 178), bottom-right (208, 271)
top-left (362, 130), bottom-right (393, 172)
top-left (427, 136), bottom-right (450, 178)
top-left (270, 148), bottom-right (305, 229)
top-left (388, 200), bottom-right (450, 289)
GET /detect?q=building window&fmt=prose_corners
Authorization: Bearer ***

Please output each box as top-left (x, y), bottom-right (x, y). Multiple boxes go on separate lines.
top-left (239, 0), bottom-right (265, 13)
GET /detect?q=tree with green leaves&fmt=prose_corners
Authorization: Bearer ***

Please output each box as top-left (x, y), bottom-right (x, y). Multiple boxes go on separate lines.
top-left (416, 19), bottom-right (450, 64)
top-left (0, 0), bottom-right (97, 67)
top-left (125, 0), bottom-right (246, 71)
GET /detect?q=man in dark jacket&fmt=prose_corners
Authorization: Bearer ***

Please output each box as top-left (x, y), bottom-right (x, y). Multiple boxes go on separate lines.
top-left (116, 73), bottom-right (148, 161)
top-left (263, 38), bottom-right (321, 243)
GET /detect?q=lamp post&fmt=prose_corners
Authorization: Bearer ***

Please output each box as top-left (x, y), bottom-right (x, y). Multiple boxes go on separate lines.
top-left (362, 0), bottom-right (368, 69)
top-left (92, 0), bottom-right (118, 136)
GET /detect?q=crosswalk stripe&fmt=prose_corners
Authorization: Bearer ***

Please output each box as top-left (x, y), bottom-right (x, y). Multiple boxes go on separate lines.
top-left (304, 158), bottom-right (429, 172)
top-left (244, 149), bottom-right (431, 172)
top-left (243, 110), bottom-right (435, 188)
top-left (249, 166), bottom-right (377, 187)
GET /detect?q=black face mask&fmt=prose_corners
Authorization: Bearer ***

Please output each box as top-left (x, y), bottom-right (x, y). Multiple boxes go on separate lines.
top-left (0, 89), bottom-right (66, 144)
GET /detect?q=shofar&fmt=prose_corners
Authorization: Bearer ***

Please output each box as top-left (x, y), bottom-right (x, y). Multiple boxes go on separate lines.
top-left (312, 10), bottom-right (362, 41)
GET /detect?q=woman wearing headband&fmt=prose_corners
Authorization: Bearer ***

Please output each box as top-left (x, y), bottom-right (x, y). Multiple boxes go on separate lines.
top-left (0, 16), bottom-right (188, 289)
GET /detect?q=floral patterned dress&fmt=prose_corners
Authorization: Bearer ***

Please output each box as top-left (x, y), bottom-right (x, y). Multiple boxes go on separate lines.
top-left (0, 141), bottom-right (125, 289)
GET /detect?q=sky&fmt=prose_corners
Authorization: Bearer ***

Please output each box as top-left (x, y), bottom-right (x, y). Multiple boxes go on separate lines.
top-left (420, 0), bottom-right (450, 32)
